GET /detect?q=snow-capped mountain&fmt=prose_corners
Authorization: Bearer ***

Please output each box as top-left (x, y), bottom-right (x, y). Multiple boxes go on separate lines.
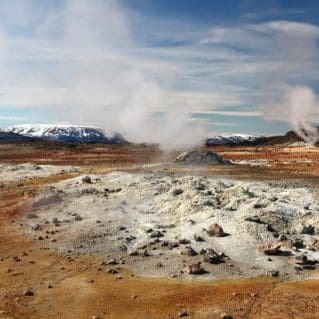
top-left (206, 134), bottom-right (263, 146)
top-left (4, 124), bottom-right (127, 144)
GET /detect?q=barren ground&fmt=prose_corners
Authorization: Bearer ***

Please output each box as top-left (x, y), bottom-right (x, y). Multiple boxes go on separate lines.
top-left (1, 142), bottom-right (319, 319)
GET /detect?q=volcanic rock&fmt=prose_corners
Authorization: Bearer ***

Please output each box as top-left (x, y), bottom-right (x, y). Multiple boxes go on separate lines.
top-left (173, 150), bottom-right (231, 166)
top-left (186, 262), bottom-right (206, 275)
top-left (178, 310), bottom-right (189, 317)
top-left (206, 223), bottom-right (227, 237)
top-left (181, 246), bottom-right (197, 256)
top-left (82, 176), bottom-right (92, 184)
top-left (261, 242), bottom-right (281, 255)
top-left (23, 289), bottom-right (34, 296)
top-left (172, 188), bottom-right (183, 196)
top-left (202, 248), bottom-right (225, 264)
top-left (301, 224), bottom-right (315, 235)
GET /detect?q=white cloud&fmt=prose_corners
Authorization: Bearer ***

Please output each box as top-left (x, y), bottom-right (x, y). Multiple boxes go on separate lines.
top-left (0, 0), bottom-right (318, 140)
top-left (0, 0), bottom-right (207, 148)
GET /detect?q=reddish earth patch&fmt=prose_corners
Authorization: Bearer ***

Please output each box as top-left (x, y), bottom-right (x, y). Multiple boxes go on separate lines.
top-left (1, 143), bottom-right (319, 318)
top-left (0, 221), bottom-right (318, 319)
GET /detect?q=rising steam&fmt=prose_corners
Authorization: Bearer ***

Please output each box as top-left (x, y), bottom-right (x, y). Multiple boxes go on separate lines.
top-left (263, 84), bottom-right (319, 143)
top-left (0, 0), bottom-right (206, 150)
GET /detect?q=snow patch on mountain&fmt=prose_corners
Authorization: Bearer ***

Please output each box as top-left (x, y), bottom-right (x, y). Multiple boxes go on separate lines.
top-left (206, 134), bottom-right (263, 146)
top-left (4, 124), bottom-right (127, 143)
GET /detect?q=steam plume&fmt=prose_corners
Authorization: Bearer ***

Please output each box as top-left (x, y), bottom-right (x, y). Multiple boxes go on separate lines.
top-left (263, 84), bottom-right (319, 143)
top-left (0, 0), bottom-right (206, 150)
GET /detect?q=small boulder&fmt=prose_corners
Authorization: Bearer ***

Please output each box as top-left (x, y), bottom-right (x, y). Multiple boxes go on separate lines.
top-left (202, 248), bottom-right (224, 264)
top-left (82, 175), bottom-right (92, 184)
top-left (178, 310), bottom-right (189, 317)
top-left (194, 234), bottom-right (205, 242)
top-left (172, 189), bottom-right (183, 196)
top-left (181, 246), bottom-right (197, 256)
top-left (301, 224), bottom-right (315, 235)
top-left (31, 224), bottom-right (42, 231)
top-left (149, 230), bottom-right (163, 238)
top-left (74, 214), bottom-right (83, 221)
top-left (206, 223), bottom-right (227, 237)
top-left (186, 262), bottom-right (206, 275)
top-left (23, 289), bottom-right (34, 296)
top-left (261, 242), bottom-right (281, 255)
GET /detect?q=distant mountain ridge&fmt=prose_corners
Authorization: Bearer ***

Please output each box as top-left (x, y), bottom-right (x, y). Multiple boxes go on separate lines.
top-left (2, 124), bottom-right (127, 144)
top-left (0, 131), bottom-right (40, 142)
top-left (206, 134), bottom-right (262, 146)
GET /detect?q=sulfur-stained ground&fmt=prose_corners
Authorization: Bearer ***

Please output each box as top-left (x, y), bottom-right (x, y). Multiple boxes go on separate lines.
top-left (1, 142), bottom-right (319, 319)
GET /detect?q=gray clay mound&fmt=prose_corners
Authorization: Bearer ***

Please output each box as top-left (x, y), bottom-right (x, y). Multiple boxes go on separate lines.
top-left (173, 150), bottom-right (231, 165)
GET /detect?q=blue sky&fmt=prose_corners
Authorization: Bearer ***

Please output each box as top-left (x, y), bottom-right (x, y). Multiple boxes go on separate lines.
top-left (0, 0), bottom-right (318, 140)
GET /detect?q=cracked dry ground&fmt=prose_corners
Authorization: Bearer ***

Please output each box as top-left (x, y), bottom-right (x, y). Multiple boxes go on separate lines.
top-left (0, 143), bottom-right (319, 319)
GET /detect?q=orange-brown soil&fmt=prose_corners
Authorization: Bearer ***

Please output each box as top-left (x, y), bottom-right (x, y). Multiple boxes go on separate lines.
top-left (1, 143), bottom-right (319, 319)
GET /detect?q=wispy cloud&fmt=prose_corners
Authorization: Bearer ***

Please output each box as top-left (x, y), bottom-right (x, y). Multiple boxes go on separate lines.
top-left (0, 1), bottom-right (318, 139)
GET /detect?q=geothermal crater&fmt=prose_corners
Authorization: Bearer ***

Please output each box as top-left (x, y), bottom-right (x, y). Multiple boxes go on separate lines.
top-left (24, 171), bottom-right (319, 279)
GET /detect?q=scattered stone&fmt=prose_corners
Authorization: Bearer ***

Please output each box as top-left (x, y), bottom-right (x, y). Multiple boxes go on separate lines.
top-left (172, 188), bottom-right (184, 196)
top-left (186, 262), bottom-right (206, 275)
top-left (179, 238), bottom-right (190, 245)
top-left (31, 224), bottom-right (42, 231)
top-left (202, 248), bottom-right (225, 264)
top-left (23, 289), bottom-right (34, 296)
top-left (278, 234), bottom-right (288, 241)
top-left (178, 310), bottom-right (189, 317)
top-left (81, 187), bottom-right (98, 195)
top-left (302, 264), bottom-right (316, 270)
top-left (106, 268), bottom-right (118, 274)
top-left (82, 175), bottom-right (92, 184)
top-left (193, 234), bottom-right (205, 242)
top-left (181, 246), bottom-right (197, 256)
top-left (107, 259), bottom-right (118, 265)
top-left (206, 223), bottom-right (227, 237)
top-left (168, 242), bottom-right (179, 250)
top-left (125, 235), bottom-right (136, 242)
top-left (295, 255), bottom-right (318, 266)
top-left (74, 214), bottom-right (83, 221)
top-left (268, 270), bottom-right (279, 277)
top-left (149, 230), bottom-right (163, 238)
top-left (52, 217), bottom-right (60, 225)
top-left (261, 242), bottom-right (281, 255)
top-left (140, 249), bottom-right (150, 257)
top-left (292, 238), bottom-right (304, 249)
top-left (160, 241), bottom-right (169, 247)
top-left (301, 224), bottom-right (315, 235)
